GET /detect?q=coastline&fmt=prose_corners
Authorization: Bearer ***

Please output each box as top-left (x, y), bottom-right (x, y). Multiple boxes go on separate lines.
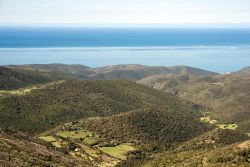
top-left (0, 45), bottom-right (249, 73)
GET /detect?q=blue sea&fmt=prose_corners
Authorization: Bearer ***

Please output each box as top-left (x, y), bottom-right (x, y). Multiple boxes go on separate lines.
top-left (0, 27), bottom-right (250, 73)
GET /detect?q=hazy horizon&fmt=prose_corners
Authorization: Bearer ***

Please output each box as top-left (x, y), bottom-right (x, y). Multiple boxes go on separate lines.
top-left (1, 23), bottom-right (250, 28)
top-left (1, 0), bottom-right (250, 25)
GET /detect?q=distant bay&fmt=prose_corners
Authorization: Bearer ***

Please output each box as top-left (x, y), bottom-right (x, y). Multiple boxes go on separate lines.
top-left (0, 27), bottom-right (250, 73)
top-left (1, 46), bottom-right (250, 73)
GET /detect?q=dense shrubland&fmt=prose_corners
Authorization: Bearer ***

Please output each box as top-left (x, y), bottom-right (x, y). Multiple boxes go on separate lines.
top-left (0, 66), bottom-right (52, 90)
top-left (82, 108), bottom-right (212, 151)
top-left (1, 65), bottom-right (249, 166)
top-left (0, 79), bottom-right (204, 134)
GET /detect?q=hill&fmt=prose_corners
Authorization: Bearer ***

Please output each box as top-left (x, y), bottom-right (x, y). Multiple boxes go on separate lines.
top-left (92, 65), bottom-right (217, 80)
top-left (0, 79), bottom-right (208, 135)
top-left (137, 73), bottom-right (202, 90)
top-left (137, 129), bottom-right (249, 167)
top-left (81, 107), bottom-right (211, 151)
top-left (93, 64), bottom-right (149, 73)
top-left (6, 64), bottom-right (217, 81)
top-left (234, 66), bottom-right (250, 76)
top-left (138, 73), bottom-right (250, 133)
top-left (6, 64), bottom-right (94, 79)
top-left (0, 129), bottom-right (96, 167)
top-left (1, 64), bottom-right (249, 166)
top-left (0, 66), bottom-right (52, 90)
top-left (0, 77), bottom-right (214, 166)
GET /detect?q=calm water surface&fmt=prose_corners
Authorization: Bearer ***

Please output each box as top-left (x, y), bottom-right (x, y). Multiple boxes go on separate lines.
top-left (0, 27), bottom-right (250, 73)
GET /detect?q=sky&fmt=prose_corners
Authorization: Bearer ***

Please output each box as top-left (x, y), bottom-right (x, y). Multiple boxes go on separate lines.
top-left (0, 0), bottom-right (250, 26)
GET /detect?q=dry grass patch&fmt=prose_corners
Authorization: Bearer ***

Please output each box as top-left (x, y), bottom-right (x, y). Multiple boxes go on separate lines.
top-left (98, 143), bottom-right (136, 160)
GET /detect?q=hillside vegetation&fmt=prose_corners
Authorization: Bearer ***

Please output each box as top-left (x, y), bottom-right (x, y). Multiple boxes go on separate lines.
top-left (235, 66), bottom-right (250, 76)
top-left (1, 64), bottom-right (249, 167)
top-left (81, 108), bottom-right (211, 151)
top-left (6, 64), bottom-right (94, 79)
top-left (91, 65), bottom-right (216, 80)
top-left (138, 129), bottom-right (250, 167)
top-left (0, 66), bottom-right (52, 90)
top-left (6, 64), bottom-right (217, 81)
top-left (0, 78), bottom-right (206, 135)
top-left (138, 72), bottom-right (250, 133)
top-left (0, 128), bottom-right (95, 167)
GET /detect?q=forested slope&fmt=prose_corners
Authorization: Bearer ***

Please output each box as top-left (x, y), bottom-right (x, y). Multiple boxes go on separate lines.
top-left (0, 79), bottom-right (206, 134)
top-left (138, 129), bottom-right (249, 167)
top-left (0, 66), bottom-right (52, 90)
top-left (82, 107), bottom-right (211, 151)
top-left (139, 73), bottom-right (250, 133)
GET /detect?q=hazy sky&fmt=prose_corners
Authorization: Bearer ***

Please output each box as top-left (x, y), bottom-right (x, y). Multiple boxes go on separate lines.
top-left (0, 0), bottom-right (250, 26)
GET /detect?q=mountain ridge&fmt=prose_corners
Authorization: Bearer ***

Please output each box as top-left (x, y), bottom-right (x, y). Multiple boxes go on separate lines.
top-left (5, 64), bottom-right (218, 81)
